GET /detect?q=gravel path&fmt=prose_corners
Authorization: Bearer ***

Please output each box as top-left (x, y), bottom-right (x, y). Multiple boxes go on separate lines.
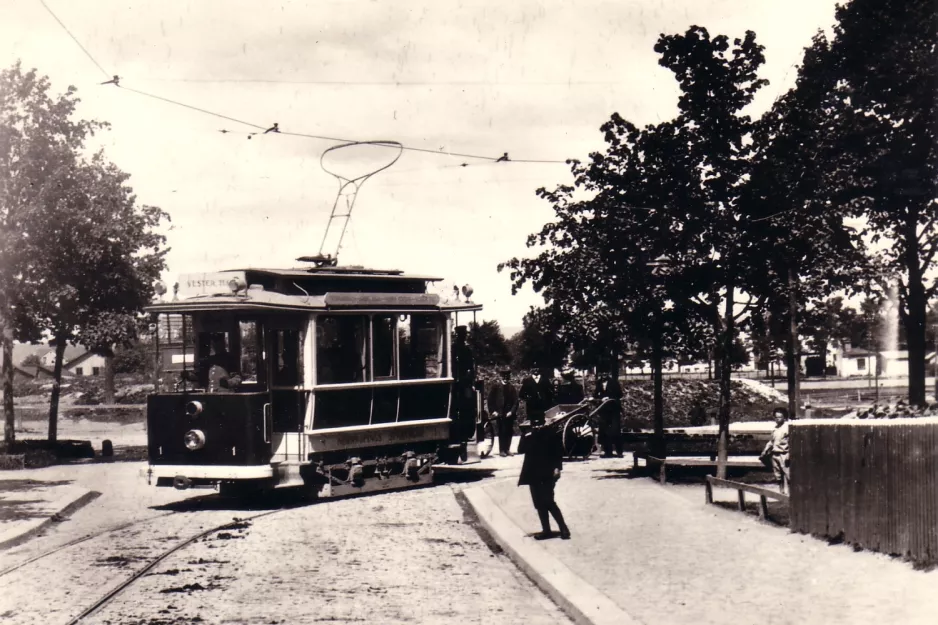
top-left (482, 456), bottom-right (938, 625)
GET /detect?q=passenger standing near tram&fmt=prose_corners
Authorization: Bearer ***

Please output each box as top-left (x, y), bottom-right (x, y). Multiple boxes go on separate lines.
top-left (452, 326), bottom-right (477, 441)
top-left (519, 420), bottom-right (571, 540)
top-left (487, 369), bottom-right (519, 456)
top-left (597, 371), bottom-right (624, 457)
top-left (520, 367), bottom-right (554, 427)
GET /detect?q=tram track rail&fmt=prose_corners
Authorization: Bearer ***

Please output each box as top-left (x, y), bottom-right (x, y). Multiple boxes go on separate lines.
top-left (0, 512), bottom-right (177, 579)
top-left (63, 508), bottom-right (288, 625)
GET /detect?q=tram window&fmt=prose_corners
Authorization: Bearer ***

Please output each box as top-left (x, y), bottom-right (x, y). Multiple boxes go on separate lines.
top-left (239, 320), bottom-right (261, 383)
top-left (316, 315), bottom-right (367, 384)
top-left (399, 314), bottom-right (446, 379)
top-left (272, 328), bottom-right (302, 387)
top-left (158, 314), bottom-right (195, 346)
top-left (372, 315), bottom-right (396, 380)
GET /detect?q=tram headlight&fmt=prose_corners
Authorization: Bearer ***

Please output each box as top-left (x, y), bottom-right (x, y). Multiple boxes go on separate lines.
top-left (185, 400), bottom-right (203, 417)
top-left (184, 429), bottom-right (206, 451)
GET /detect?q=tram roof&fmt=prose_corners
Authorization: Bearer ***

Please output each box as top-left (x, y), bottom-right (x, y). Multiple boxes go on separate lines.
top-left (146, 266), bottom-right (481, 314)
top-left (234, 267), bottom-right (444, 281)
top-left (145, 288), bottom-right (482, 314)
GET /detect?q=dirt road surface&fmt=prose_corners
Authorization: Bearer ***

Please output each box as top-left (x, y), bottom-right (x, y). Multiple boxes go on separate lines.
top-left (0, 463), bottom-right (571, 625)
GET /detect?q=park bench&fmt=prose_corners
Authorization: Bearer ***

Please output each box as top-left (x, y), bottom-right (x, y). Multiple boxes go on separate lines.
top-left (633, 453), bottom-right (766, 484)
top-left (705, 475), bottom-right (789, 520)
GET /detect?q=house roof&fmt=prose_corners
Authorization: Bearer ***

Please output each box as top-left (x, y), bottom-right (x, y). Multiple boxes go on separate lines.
top-left (0, 344), bottom-right (52, 367)
top-left (64, 350), bottom-right (101, 369)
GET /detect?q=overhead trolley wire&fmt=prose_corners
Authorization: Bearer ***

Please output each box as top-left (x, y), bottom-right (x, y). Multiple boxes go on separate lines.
top-left (38, 0), bottom-right (110, 80)
top-left (120, 85), bottom-right (268, 131)
top-left (37, 0), bottom-right (569, 166)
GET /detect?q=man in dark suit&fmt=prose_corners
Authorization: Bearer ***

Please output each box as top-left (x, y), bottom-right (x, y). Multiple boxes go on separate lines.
top-left (555, 370), bottom-right (585, 405)
top-left (487, 369), bottom-right (519, 456)
top-left (597, 372), bottom-right (624, 457)
top-left (520, 368), bottom-right (554, 426)
top-left (518, 422), bottom-right (570, 540)
top-left (451, 326), bottom-right (477, 443)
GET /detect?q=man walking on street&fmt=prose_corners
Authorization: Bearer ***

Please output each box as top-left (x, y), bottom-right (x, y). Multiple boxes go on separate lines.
top-left (520, 367), bottom-right (554, 426)
top-left (519, 421), bottom-right (570, 540)
top-left (487, 369), bottom-right (519, 456)
top-left (761, 407), bottom-right (791, 493)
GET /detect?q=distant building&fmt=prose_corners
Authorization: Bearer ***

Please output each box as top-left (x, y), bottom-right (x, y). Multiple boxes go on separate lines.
top-left (39, 345), bottom-right (88, 370)
top-left (63, 351), bottom-right (107, 377)
top-left (831, 345), bottom-right (932, 378)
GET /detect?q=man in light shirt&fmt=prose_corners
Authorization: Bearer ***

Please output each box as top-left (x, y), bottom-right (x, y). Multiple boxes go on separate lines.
top-left (761, 407), bottom-right (790, 493)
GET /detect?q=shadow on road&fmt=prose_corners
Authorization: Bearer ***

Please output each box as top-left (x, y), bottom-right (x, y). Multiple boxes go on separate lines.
top-left (593, 468), bottom-right (644, 480)
top-left (151, 467), bottom-right (498, 513)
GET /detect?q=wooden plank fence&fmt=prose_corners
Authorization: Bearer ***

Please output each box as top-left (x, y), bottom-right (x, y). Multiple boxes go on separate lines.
top-left (790, 419), bottom-right (938, 566)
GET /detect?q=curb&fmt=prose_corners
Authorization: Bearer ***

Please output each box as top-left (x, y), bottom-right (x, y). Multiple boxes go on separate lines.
top-left (0, 488), bottom-right (101, 550)
top-left (463, 486), bottom-right (642, 625)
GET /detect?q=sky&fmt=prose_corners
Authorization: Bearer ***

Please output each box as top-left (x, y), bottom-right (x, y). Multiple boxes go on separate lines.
top-left (4, 0), bottom-right (842, 335)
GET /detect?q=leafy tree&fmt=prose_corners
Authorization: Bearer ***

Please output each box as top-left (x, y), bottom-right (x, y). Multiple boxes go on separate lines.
top-left (0, 63), bottom-right (105, 446)
top-left (741, 30), bottom-right (868, 414)
top-left (464, 320), bottom-right (512, 369)
top-left (1, 65), bottom-right (168, 442)
top-left (508, 307), bottom-right (569, 374)
top-left (20, 353), bottom-right (42, 369)
top-left (113, 337), bottom-right (155, 377)
top-left (651, 27), bottom-right (772, 475)
top-left (802, 296), bottom-right (858, 377)
top-left (729, 337), bottom-right (751, 370)
top-left (817, 0), bottom-right (938, 404)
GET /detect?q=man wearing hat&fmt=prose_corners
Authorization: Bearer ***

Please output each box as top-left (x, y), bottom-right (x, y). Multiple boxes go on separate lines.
top-left (487, 369), bottom-right (519, 456)
top-left (520, 367), bottom-right (555, 427)
top-left (452, 326), bottom-right (477, 443)
top-left (555, 369), bottom-right (585, 405)
top-left (596, 371), bottom-right (624, 457)
top-left (518, 418), bottom-right (571, 540)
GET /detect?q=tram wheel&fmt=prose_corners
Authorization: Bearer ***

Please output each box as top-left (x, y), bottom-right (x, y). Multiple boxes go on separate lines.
top-left (562, 413), bottom-right (596, 460)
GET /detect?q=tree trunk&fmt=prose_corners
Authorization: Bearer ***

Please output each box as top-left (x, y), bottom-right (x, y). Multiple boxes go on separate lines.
top-left (651, 336), bottom-right (665, 457)
top-left (104, 349), bottom-right (116, 405)
top-left (787, 267), bottom-right (801, 418)
top-left (905, 248), bottom-right (928, 406)
top-left (48, 336), bottom-right (68, 443)
top-left (1, 313), bottom-right (14, 449)
top-left (716, 286), bottom-right (735, 479)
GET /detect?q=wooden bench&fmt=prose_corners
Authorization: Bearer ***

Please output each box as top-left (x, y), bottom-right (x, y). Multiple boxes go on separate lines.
top-left (633, 453), bottom-right (765, 484)
top-left (705, 475), bottom-right (789, 520)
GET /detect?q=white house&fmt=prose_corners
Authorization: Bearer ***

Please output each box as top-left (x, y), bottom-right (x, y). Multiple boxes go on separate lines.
top-left (63, 351), bottom-right (108, 377)
top-left (833, 345), bottom-right (935, 378)
top-left (39, 345), bottom-right (87, 369)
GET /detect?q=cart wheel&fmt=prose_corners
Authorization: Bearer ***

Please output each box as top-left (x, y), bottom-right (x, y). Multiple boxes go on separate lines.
top-left (562, 413), bottom-right (595, 459)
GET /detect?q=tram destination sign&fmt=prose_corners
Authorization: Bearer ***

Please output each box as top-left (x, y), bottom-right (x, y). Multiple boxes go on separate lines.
top-left (177, 271), bottom-right (247, 298)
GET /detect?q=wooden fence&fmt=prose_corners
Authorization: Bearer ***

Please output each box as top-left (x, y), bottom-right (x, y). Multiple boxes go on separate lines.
top-left (790, 419), bottom-right (938, 565)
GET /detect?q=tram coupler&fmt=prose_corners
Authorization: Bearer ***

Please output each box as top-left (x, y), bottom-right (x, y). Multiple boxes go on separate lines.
top-left (173, 475), bottom-right (192, 490)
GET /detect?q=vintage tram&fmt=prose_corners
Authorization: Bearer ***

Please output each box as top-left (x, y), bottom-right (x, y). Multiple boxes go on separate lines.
top-left (144, 262), bottom-right (480, 497)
